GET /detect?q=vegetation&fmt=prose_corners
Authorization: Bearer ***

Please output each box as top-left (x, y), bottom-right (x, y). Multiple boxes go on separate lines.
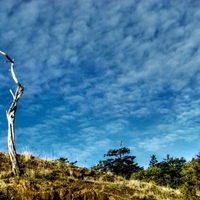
top-left (92, 146), bottom-right (143, 179)
top-left (131, 154), bottom-right (186, 189)
top-left (0, 152), bottom-right (181, 200)
top-left (91, 146), bottom-right (200, 199)
top-left (0, 144), bottom-right (199, 199)
top-left (130, 153), bottom-right (200, 199)
top-left (180, 153), bottom-right (200, 200)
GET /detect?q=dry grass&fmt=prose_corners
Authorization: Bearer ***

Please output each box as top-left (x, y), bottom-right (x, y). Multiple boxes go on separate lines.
top-left (127, 180), bottom-right (181, 200)
top-left (89, 179), bottom-right (181, 200)
top-left (0, 152), bottom-right (182, 200)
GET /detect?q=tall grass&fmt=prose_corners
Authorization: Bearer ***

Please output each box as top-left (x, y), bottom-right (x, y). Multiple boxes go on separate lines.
top-left (0, 152), bottom-right (182, 200)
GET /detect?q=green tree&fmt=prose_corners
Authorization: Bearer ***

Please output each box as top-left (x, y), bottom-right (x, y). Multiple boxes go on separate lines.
top-left (131, 166), bottom-right (162, 184)
top-left (181, 154), bottom-right (200, 199)
top-left (149, 154), bottom-right (158, 167)
top-left (156, 155), bottom-right (186, 188)
top-left (93, 147), bottom-right (143, 179)
top-left (131, 154), bottom-right (186, 189)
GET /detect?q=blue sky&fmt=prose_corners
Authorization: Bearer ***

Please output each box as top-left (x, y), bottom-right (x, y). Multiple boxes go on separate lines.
top-left (0, 0), bottom-right (200, 169)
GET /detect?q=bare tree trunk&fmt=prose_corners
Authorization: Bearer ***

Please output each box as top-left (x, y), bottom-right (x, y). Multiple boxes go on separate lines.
top-left (0, 51), bottom-right (24, 176)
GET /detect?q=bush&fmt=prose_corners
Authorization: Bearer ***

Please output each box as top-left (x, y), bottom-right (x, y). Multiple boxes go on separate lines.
top-left (181, 154), bottom-right (200, 199)
top-left (131, 154), bottom-right (186, 189)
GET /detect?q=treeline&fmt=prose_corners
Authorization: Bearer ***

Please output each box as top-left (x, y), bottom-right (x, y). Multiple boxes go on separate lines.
top-left (92, 146), bottom-right (200, 199)
top-left (131, 154), bottom-right (186, 188)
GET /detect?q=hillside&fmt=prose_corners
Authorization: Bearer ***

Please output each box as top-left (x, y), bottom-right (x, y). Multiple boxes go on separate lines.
top-left (0, 152), bottom-right (182, 200)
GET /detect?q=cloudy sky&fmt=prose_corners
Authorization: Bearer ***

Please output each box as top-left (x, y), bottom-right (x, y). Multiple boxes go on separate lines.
top-left (0, 0), bottom-right (200, 168)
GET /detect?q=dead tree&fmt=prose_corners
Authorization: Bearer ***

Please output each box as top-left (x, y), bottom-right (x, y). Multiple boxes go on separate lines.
top-left (0, 51), bottom-right (24, 176)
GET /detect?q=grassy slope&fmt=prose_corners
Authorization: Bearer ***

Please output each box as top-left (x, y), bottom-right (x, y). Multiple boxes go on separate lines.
top-left (0, 152), bottom-right (182, 200)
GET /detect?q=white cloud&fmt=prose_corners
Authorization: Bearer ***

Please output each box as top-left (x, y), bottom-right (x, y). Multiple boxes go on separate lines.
top-left (0, 0), bottom-right (200, 167)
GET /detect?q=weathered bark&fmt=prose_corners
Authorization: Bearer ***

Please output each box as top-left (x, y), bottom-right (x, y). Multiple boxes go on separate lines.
top-left (0, 51), bottom-right (24, 176)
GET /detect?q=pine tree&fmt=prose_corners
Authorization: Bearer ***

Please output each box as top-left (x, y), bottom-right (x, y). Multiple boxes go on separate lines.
top-left (149, 154), bottom-right (158, 167)
top-left (93, 146), bottom-right (143, 179)
top-left (131, 154), bottom-right (186, 189)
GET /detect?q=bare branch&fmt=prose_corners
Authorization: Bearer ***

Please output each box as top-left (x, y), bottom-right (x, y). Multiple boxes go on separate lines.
top-left (0, 50), bottom-right (24, 176)
top-left (9, 89), bottom-right (15, 99)
top-left (0, 50), bottom-right (14, 63)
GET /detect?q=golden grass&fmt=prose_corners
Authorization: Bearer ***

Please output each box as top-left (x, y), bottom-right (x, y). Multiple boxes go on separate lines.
top-left (0, 152), bottom-right (182, 200)
top-left (90, 179), bottom-right (181, 200)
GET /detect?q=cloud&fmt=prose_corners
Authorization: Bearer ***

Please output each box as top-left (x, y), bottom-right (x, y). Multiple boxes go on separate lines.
top-left (0, 0), bottom-right (200, 167)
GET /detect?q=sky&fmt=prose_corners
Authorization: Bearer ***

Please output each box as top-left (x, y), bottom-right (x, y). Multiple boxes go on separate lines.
top-left (0, 0), bottom-right (200, 169)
